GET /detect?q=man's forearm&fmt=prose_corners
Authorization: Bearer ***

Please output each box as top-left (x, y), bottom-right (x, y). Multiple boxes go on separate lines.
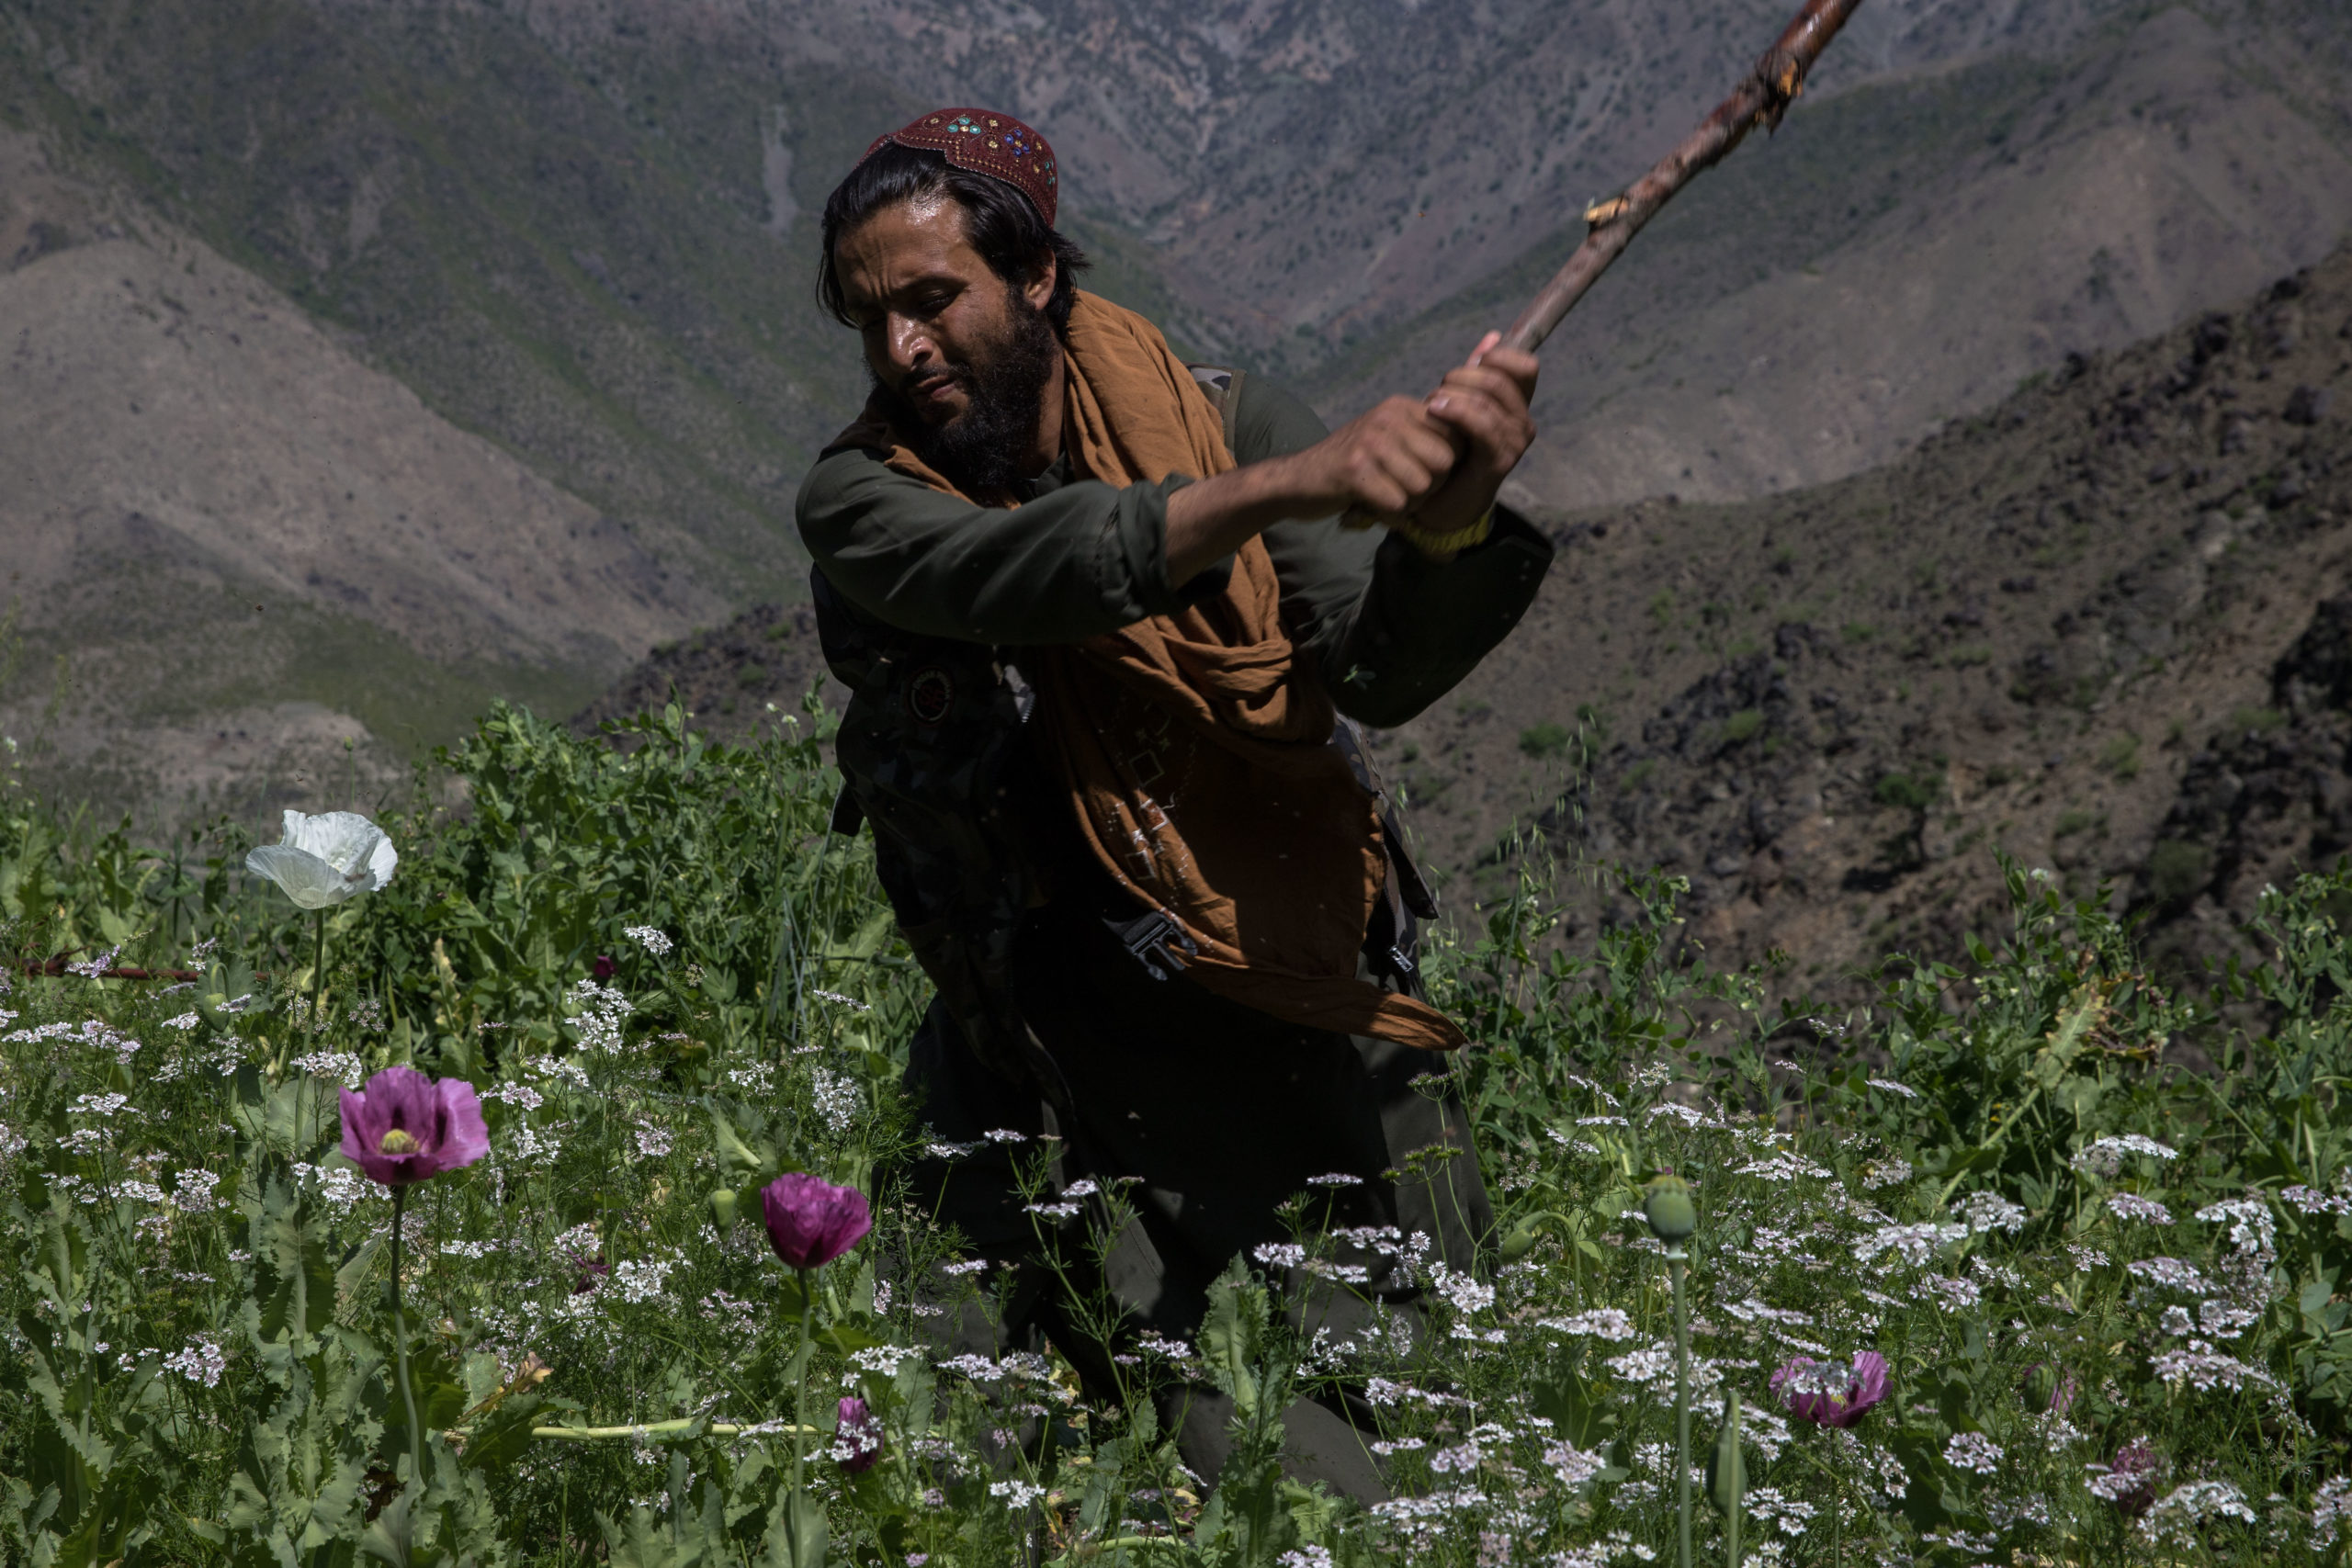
top-left (1163, 452), bottom-right (1327, 588)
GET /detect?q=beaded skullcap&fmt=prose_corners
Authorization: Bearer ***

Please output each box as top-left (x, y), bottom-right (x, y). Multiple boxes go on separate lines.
top-left (862, 108), bottom-right (1059, 228)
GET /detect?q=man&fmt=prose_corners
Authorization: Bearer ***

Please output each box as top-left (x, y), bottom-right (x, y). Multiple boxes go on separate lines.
top-left (797, 108), bottom-right (1551, 1501)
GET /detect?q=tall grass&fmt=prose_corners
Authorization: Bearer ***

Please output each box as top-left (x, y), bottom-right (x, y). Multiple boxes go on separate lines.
top-left (4, 699), bottom-right (2351, 1565)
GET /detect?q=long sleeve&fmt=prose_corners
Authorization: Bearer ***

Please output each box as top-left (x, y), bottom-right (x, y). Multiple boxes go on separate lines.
top-left (796, 449), bottom-right (1230, 644)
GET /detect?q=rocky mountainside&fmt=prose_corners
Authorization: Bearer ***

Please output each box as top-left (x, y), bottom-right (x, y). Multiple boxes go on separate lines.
top-left (1411, 245), bottom-right (2352, 996)
top-left (592, 246), bottom-right (2352, 996)
top-left (8, 0), bottom-right (2350, 571)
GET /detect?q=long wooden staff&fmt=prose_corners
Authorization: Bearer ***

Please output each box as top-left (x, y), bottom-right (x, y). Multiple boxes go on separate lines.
top-left (1501, 0), bottom-right (1867, 355)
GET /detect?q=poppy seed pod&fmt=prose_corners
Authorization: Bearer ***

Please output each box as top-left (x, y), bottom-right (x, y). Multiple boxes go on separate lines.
top-left (1642, 1173), bottom-right (1698, 1242)
top-left (708, 1186), bottom-right (739, 1235)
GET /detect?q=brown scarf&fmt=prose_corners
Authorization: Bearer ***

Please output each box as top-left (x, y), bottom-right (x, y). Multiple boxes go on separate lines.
top-left (833, 291), bottom-right (1464, 1051)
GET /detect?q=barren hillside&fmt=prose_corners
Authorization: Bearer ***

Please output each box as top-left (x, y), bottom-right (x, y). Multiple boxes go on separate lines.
top-left (0, 129), bottom-right (708, 819)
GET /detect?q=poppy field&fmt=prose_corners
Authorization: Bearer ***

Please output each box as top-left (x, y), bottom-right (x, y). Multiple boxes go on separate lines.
top-left (5, 700), bottom-right (2352, 1567)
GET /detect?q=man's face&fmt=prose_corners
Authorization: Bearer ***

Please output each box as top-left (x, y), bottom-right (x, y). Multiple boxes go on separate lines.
top-left (832, 196), bottom-right (1054, 430)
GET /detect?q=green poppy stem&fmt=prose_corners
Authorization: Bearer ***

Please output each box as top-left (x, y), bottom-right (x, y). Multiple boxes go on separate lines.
top-left (391, 1184), bottom-right (425, 1488)
top-left (792, 1263), bottom-right (813, 1491)
top-left (311, 907), bottom-right (326, 1028)
top-left (1669, 1245), bottom-right (1691, 1568)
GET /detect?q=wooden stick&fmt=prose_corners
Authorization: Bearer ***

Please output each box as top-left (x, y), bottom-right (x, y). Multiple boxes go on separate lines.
top-left (1343, 0), bottom-right (1864, 536)
top-left (1502, 0), bottom-right (1867, 355)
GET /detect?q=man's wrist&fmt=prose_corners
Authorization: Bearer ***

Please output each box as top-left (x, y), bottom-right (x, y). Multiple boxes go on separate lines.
top-left (1392, 505), bottom-right (1495, 559)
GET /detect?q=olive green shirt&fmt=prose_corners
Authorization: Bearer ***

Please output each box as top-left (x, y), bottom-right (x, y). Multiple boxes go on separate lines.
top-left (795, 375), bottom-right (1551, 728)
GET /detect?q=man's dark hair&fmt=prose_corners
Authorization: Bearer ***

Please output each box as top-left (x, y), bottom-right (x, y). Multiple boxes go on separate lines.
top-left (818, 142), bottom-right (1088, 331)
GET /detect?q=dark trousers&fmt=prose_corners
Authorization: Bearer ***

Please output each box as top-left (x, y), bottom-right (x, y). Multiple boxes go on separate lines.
top-left (892, 902), bottom-right (1493, 1502)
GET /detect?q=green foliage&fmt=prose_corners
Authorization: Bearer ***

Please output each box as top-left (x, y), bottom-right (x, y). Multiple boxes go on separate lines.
top-left (2147, 838), bottom-right (2213, 907)
top-left (9, 706), bottom-right (2352, 1564)
top-left (1871, 767), bottom-right (1945, 813)
top-left (1518, 723), bottom-right (1574, 760)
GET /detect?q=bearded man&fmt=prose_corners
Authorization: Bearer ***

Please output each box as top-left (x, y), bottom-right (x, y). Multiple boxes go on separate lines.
top-left (799, 109), bottom-right (1551, 1501)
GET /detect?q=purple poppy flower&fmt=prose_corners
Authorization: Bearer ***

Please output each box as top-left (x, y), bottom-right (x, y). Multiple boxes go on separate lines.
top-left (759, 1173), bottom-right (871, 1269)
top-left (1771, 1349), bottom-right (1890, 1428)
top-left (593, 954), bottom-right (616, 982)
top-left (338, 1065), bottom-right (490, 1186)
top-left (2090, 1438), bottom-right (2162, 1517)
top-left (568, 1252), bottom-right (610, 1296)
top-left (833, 1396), bottom-right (884, 1472)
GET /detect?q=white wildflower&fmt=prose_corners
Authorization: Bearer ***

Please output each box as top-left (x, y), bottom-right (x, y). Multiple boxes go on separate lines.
top-left (162, 1334), bottom-right (228, 1387)
top-left (2312, 1476), bottom-right (2352, 1549)
top-left (1944, 1433), bottom-right (2003, 1474)
top-left (2126, 1257), bottom-right (2213, 1293)
top-left (2195, 1198), bottom-right (2278, 1258)
top-left (1854, 1222), bottom-right (1966, 1268)
top-left (292, 1050), bottom-right (365, 1089)
top-left (623, 925), bottom-right (673, 956)
top-left (2150, 1340), bottom-right (2277, 1393)
top-left (1953, 1190), bottom-right (2028, 1235)
top-left (1860, 1156), bottom-right (1913, 1190)
top-left (2139, 1479), bottom-right (2256, 1545)
top-left (1539, 1307), bottom-right (1639, 1340)
top-left (172, 1169), bottom-right (221, 1213)
top-left (2106, 1192), bottom-right (2173, 1224)
top-left (2070, 1134), bottom-right (2178, 1178)
top-left (810, 1067), bottom-right (860, 1135)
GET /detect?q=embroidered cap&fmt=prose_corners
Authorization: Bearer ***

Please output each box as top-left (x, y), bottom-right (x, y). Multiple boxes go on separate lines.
top-left (862, 108), bottom-right (1059, 228)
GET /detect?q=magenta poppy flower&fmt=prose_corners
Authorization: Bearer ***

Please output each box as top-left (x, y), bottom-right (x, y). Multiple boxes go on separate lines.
top-left (568, 1252), bottom-right (610, 1296)
top-left (1771, 1349), bottom-right (1889, 1428)
top-left (2092, 1438), bottom-right (2162, 1517)
top-left (833, 1396), bottom-right (884, 1472)
top-left (338, 1065), bottom-right (490, 1186)
top-left (759, 1173), bottom-right (871, 1268)
top-left (593, 954), bottom-right (616, 981)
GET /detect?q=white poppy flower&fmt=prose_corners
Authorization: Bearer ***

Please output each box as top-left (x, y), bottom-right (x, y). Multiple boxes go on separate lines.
top-left (245, 809), bottom-right (399, 909)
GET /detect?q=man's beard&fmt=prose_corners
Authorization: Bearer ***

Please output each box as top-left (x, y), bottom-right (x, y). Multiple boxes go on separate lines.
top-left (873, 296), bottom-right (1062, 496)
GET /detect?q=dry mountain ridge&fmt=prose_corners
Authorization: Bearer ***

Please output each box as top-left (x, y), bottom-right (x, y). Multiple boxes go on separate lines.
top-left (9, 0), bottom-right (2352, 567)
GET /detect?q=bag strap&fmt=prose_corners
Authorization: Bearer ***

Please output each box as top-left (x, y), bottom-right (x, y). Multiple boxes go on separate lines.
top-left (1186, 363), bottom-right (1246, 461)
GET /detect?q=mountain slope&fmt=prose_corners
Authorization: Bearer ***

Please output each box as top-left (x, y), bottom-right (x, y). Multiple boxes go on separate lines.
top-left (0, 128), bottom-right (707, 818)
top-left (1393, 244), bottom-right (2352, 996)
top-left (11, 0), bottom-right (2350, 571)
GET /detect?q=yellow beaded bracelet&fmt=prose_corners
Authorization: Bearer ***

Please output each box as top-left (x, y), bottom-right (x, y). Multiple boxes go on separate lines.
top-left (1394, 506), bottom-right (1495, 558)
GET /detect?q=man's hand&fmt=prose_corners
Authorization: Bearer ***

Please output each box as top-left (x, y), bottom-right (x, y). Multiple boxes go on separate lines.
top-left (1408, 332), bottom-right (1539, 548)
top-left (1286, 394), bottom-right (1465, 518)
top-left (1161, 333), bottom-right (1539, 586)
